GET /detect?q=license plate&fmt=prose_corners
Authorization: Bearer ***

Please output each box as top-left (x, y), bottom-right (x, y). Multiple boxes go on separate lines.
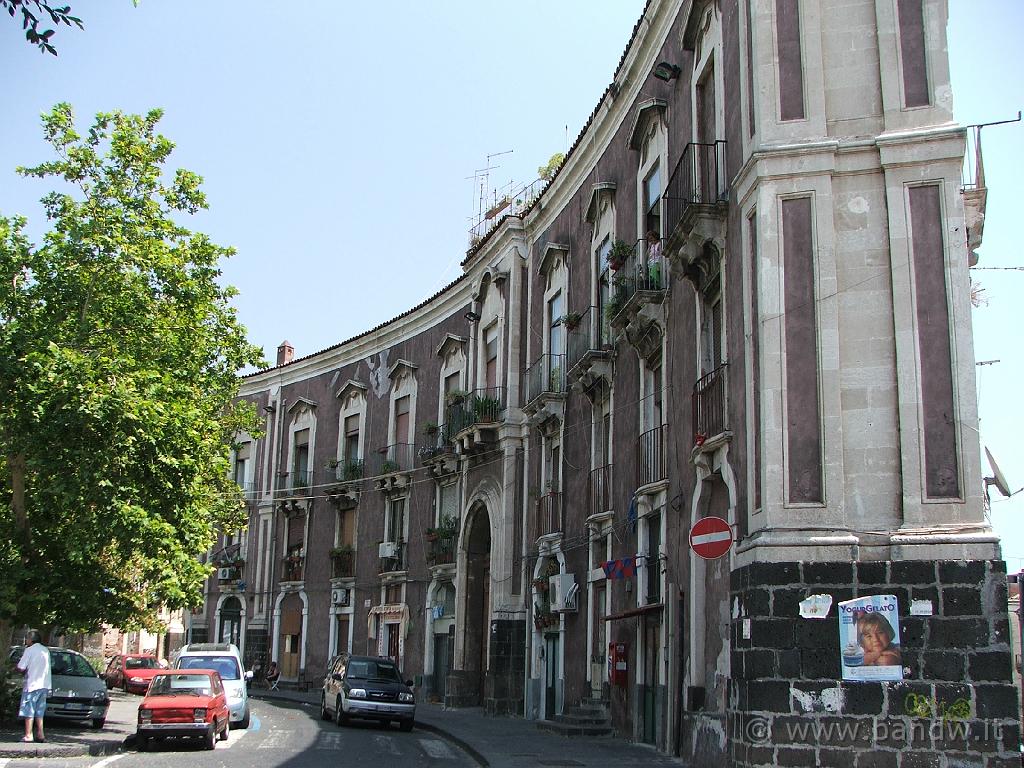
top-left (66, 703), bottom-right (89, 710)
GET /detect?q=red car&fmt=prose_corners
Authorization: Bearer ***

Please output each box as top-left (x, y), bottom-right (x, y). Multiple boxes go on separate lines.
top-left (104, 654), bottom-right (163, 694)
top-left (136, 669), bottom-right (230, 751)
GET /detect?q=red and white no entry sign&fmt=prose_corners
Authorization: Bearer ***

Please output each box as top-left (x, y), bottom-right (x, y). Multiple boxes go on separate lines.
top-left (689, 516), bottom-right (733, 559)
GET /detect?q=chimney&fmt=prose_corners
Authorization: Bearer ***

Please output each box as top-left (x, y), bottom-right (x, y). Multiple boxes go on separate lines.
top-left (276, 340), bottom-right (294, 366)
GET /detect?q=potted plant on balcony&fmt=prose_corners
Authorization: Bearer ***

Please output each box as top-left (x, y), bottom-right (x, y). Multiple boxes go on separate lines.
top-left (445, 389), bottom-right (470, 407)
top-left (341, 459), bottom-right (364, 482)
top-left (558, 311), bottom-right (583, 331)
top-left (423, 421), bottom-right (439, 436)
top-left (608, 238), bottom-right (631, 271)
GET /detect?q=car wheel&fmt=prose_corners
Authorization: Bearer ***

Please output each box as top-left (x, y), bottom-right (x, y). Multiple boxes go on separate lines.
top-left (320, 693), bottom-right (331, 721)
top-left (399, 718), bottom-right (414, 732)
top-left (237, 708), bottom-right (250, 729)
top-left (92, 718), bottom-right (105, 729)
top-left (204, 724), bottom-right (217, 750)
top-left (335, 696), bottom-right (348, 726)
top-left (137, 735), bottom-right (149, 752)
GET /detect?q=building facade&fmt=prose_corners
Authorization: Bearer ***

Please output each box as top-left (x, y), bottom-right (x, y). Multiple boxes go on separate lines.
top-left (192, 1), bottom-right (1018, 763)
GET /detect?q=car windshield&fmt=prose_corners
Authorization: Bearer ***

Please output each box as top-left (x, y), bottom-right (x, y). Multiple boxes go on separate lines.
top-left (51, 651), bottom-right (97, 678)
top-left (149, 674), bottom-right (212, 696)
top-left (178, 655), bottom-right (240, 681)
top-left (346, 660), bottom-right (402, 682)
top-left (125, 657), bottom-right (159, 670)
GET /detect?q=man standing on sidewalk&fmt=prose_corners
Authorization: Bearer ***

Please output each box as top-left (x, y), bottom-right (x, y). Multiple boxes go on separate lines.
top-left (16, 629), bottom-right (51, 743)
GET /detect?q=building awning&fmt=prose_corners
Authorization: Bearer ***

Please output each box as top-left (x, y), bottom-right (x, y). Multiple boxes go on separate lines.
top-left (367, 603), bottom-right (409, 639)
top-left (603, 603), bottom-right (664, 622)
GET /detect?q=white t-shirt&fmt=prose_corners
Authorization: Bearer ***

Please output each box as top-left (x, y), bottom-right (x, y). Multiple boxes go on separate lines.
top-left (17, 642), bottom-right (51, 693)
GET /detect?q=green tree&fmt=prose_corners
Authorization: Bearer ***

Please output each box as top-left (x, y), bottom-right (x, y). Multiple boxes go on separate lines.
top-left (2, 1), bottom-right (83, 55)
top-left (0, 104), bottom-right (264, 640)
top-left (537, 152), bottom-right (565, 182)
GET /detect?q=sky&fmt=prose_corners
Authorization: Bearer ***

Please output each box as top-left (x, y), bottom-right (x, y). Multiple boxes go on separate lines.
top-left (1, 2), bottom-right (1021, 565)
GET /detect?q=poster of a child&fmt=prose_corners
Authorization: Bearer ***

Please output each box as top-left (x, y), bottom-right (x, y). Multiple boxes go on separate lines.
top-left (838, 595), bottom-right (903, 681)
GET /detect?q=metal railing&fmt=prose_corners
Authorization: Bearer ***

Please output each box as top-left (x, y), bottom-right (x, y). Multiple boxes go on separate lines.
top-left (664, 141), bottom-right (728, 234)
top-left (372, 443), bottom-right (416, 475)
top-left (566, 305), bottom-right (605, 371)
top-left (330, 549), bottom-right (355, 579)
top-left (524, 353), bottom-right (567, 404)
top-left (467, 178), bottom-right (546, 247)
top-left (379, 541), bottom-right (406, 573)
top-left (638, 424), bottom-right (667, 487)
top-left (418, 427), bottom-right (454, 461)
top-left (612, 239), bottom-right (666, 310)
top-left (446, 387), bottom-right (506, 435)
top-left (281, 556), bottom-right (304, 582)
top-left (332, 459), bottom-right (365, 483)
top-left (589, 464), bottom-right (612, 518)
top-left (536, 491), bottom-right (562, 536)
top-left (428, 529), bottom-right (458, 566)
top-left (692, 364), bottom-right (728, 444)
top-left (274, 470), bottom-right (312, 499)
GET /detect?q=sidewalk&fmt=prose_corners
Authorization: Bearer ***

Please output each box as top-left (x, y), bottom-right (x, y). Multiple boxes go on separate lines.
top-left (253, 688), bottom-right (682, 767)
top-left (0, 691), bottom-right (136, 759)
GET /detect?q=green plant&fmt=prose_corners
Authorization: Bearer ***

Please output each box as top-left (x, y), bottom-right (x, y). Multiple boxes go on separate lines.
top-left (329, 544), bottom-right (353, 558)
top-left (423, 421), bottom-right (439, 435)
top-left (558, 312), bottom-right (583, 330)
top-left (325, 457), bottom-right (340, 469)
top-left (341, 459), bottom-right (364, 481)
top-left (438, 514), bottom-right (459, 532)
top-left (608, 238), bottom-right (632, 269)
top-left (473, 395), bottom-right (501, 420)
top-left (549, 366), bottom-right (562, 392)
top-left (445, 389), bottom-right (470, 406)
top-left (381, 460), bottom-right (400, 474)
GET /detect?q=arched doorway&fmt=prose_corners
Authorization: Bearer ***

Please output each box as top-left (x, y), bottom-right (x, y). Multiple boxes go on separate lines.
top-left (218, 596), bottom-right (242, 647)
top-left (460, 504), bottom-right (491, 705)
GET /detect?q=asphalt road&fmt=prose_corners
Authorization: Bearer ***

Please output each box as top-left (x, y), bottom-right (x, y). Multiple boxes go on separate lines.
top-left (0, 697), bottom-right (476, 768)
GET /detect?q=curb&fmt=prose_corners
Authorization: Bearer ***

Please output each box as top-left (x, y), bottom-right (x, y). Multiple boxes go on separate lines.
top-left (0, 737), bottom-right (126, 759)
top-left (412, 719), bottom-right (489, 768)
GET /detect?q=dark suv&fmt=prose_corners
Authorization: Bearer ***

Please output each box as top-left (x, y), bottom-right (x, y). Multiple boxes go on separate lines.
top-left (320, 654), bottom-right (415, 731)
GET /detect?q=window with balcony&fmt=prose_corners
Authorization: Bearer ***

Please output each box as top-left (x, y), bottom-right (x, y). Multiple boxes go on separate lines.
top-left (643, 511), bottom-right (662, 605)
top-left (335, 381), bottom-right (367, 481)
top-left (639, 358), bottom-right (667, 487)
top-left (483, 324), bottom-right (499, 391)
top-left (284, 512), bottom-right (305, 582)
top-left (537, 437), bottom-right (562, 536)
top-left (380, 362), bottom-right (418, 475)
top-left (590, 402), bottom-right (612, 517)
top-left (693, 246), bottom-right (728, 446)
top-left (233, 441), bottom-right (250, 497)
top-left (383, 496), bottom-right (407, 572)
top-left (643, 165), bottom-right (662, 239)
top-left (292, 428), bottom-right (310, 491)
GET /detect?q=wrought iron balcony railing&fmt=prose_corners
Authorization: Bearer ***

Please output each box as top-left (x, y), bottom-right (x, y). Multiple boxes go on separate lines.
top-left (589, 464), bottom-right (612, 518)
top-left (524, 353), bottom-right (567, 405)
top-left (638, 424), bottom-right (667, 487)
top-left (331, 459), bottom-right (365, 483)
top-left (281, 555), bottom-right (304, 582)
top-left (371, 443), bottom-right (416, 475)
top-left (536, 491), bottom-right (562, 537)
top-left (427, 528), bottom-right (457, 566)
top-left (664, 141), bottom-right (728, 235)
top-left (692, 364), bottom-right (728, 445)
top-left (330, 548), bottom-right (355, 579)
top-left (273, 470), bottom-right (313, 500)
top-left (446, 387), bottom-right (506, 435)
top-left (379, 540), bottom-right (406, 573)
top-left (565, 305), bottom-right (612, 372)
top-left (419, 426), bottom-right (454, 462)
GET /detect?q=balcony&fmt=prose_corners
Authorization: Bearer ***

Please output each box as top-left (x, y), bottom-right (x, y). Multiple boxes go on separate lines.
top-left (692, 363), bottom-right (729, 450)
top-left (378, 540), bottom-right (406, 573)
top-left (606, 240), bottom-right (668, 359)
top-left (371, 443), bottom-right (415, 493)
top-left (281, 555), bottom-right (304, 583)
top-left (663, 141), bottom-right (728, 277)
top-left (638, 425), bottom-right (667, 488)
top-left (427, 528), bottom-right (458, 567)
top-left (325, 459), bottom-right (364, 510)
top-left (566, 305), bottom-right (614, 395)
top-left (330, 547), bottom-right (355, 579)
top-left (536, 491), bottom-right (563, 538)
top-left (589, 464), bottom-right (612, 518)
top-left (522, 353), bottom-right (567, 426)
top-left (446, 387), bottom-right (507, 454)
top-left (273, 470), bottom-right (313, 501)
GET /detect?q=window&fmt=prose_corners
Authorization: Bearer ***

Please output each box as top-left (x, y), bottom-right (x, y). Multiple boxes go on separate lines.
top-left (643, 360), bottom-right (664, 432)
top-left (394, 395), bottom-right (411, 445)
top-left (439, 482), bottom-right (458, 525)
top-left (645, 512), bottom-right (662, 604)
top-left (444, 372), bottom-right (460, 399)
top-left (643, 165), bottom-right (661, 238)
top-left (698, 248), bottom-right (724, 375)
top-left (483, 325), bottom-right (499, 390)
top-left (343, 415), bottom-right (360, 466)
top-left (386, 497), bottom-right (407, 544)
top-left (548, 292), bottom-right (564, 357)
top-left (234, 442), bottom-right (250, 492)
top-left (292, 429), bottom-right (310, 488)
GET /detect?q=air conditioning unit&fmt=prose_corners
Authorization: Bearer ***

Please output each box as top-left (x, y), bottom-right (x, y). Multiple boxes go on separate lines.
top-left (331, 588), bottom-right (350, 606)
top-left (549, 573), bottom-right (578, 613)
top-left (217, 567), bottom-right (234, 580)
top-left (378, 541), bottom-right (398, 559)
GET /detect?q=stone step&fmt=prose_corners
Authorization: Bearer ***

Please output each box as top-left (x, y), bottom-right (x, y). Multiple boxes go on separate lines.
top-left (554, 712), bottom-right (610, 726)
top-left (536, 719), bottom-right (614, 738)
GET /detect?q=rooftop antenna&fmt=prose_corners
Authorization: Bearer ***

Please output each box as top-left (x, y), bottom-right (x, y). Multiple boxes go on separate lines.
top-left (983, 447), bottom-right (1013, 510)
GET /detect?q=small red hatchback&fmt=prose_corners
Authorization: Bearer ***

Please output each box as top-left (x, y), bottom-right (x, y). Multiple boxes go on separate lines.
top-left (136, 669), bottom-right (230, 751)
top-left (104, 654), bottom-right (163, 694)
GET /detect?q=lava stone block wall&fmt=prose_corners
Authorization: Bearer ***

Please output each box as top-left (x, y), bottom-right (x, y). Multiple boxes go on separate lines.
top-left (485, 618), bottom-right (526, 715)
top-left (727, 560), bottom-right (1021, 768)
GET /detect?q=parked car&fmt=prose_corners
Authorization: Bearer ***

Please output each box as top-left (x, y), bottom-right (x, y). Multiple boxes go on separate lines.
top-left (173, 643), bottom-right (251, 728)
top-left (7, 646), bottom-right (110, 728)
top-left (136, 669), bottom-right (230, 751)
top-left (103, 654), bottom-right (162, 694)
top-left (320, 654), bottom-right (415, 731)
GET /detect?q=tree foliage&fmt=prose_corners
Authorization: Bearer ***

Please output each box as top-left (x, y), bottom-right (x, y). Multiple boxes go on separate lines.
top-left (0, 104), bottom-right (264, 634)
top-left (538, 152), bottom-right (565, 182)
top-left (2, 1), bottom-right (83, 55)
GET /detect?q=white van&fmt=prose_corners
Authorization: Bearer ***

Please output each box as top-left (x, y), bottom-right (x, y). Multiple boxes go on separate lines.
top-left (174, 643), bottom-right (252, 728)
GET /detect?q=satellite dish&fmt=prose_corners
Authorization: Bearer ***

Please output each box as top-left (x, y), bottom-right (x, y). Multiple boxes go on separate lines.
top-left (984, 447), bottom-right (1012, 498)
